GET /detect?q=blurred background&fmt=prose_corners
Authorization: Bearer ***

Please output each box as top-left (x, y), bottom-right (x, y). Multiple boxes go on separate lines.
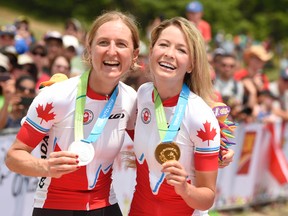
top-left (1, 1), bottom-right (288, 215)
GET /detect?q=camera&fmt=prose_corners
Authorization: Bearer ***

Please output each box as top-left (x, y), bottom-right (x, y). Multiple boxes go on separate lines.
top-left (19, 97), bottom-right (34, 107)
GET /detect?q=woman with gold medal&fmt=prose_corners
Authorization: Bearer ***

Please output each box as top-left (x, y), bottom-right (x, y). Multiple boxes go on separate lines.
top-left (129, 17), bottom-right (223, 216)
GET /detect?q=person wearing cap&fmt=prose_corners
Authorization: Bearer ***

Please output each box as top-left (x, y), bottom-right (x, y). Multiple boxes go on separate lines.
top-left (0, 23), bottom-right (29, 55)
top-left (185, 1), bottom-right (211, 44)
top-left (14, 16), bottom-right (36, 50)
top-left (0, 24), bottom-right (17, 53)
top-left (268, 67), bottom-right (288, 121)
top-left (43, 30), bottom-right (64, 64)
top-left (234, 45), bottom-right (273, 121)
top-left (62, 35), bottom-right (87, 76)
top-left (13, 53), bottom-right (38, 82)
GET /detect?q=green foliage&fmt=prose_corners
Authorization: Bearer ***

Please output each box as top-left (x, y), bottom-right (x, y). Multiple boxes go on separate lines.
top-left (1, 0), bottom-right (288, 45)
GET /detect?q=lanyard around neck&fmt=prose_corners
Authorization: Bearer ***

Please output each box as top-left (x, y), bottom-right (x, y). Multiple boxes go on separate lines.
top-left (153, 84), bottom-right (190, 142)
top-left (74, 71), bottom-right (118, 143)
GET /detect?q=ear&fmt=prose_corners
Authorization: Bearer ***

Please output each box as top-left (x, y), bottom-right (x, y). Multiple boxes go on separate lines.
top-left (133, 48), bottom-right (140, 62)
top-left (187, 65), bottom-right (193, 73)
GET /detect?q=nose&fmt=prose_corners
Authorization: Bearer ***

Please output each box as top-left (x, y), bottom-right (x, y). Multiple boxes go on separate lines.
top-left (107, 42), bottom-right (117, 55)
top-left (164, 47), bottom-right (175, 59)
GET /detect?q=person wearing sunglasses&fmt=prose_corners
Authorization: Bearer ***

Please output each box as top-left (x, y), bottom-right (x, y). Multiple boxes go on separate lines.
top-left (28, 43), bottom-right (50, 91)
top-left (0, 75), bottom-right (36, 130)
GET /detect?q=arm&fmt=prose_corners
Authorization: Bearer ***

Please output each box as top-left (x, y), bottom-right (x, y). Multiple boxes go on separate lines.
top-left (5, 138), bottom-right (80, 178)
top-left (162, 160), bottom-right (217, 210)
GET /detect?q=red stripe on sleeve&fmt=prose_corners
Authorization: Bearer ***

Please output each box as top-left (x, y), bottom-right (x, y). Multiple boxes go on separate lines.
top-left (17, 122), bottom-right (46, 148)
top-left (194, 152), bottom-right (219, 171)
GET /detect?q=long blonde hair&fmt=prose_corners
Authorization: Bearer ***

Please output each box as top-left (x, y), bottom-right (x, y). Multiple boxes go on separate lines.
top-left (150, 17), bottom-right (216, 105)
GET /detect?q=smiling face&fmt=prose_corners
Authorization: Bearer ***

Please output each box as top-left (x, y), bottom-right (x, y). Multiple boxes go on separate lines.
top-left (149, 25), bottom-right (192, 85)
top-left (89, 19), bottom-right (138, 83)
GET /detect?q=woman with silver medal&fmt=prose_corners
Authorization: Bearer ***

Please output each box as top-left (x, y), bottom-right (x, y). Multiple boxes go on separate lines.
top-left (5, 11), bottom-right (139, 216)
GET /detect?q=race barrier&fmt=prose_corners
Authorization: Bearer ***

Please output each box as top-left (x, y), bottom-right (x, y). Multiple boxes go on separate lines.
top-left (1, 122), bottom-right (288, 216)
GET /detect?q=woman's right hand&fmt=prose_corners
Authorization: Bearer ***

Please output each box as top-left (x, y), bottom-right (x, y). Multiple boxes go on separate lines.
top-left (47, 151), bottom-right (80, 178)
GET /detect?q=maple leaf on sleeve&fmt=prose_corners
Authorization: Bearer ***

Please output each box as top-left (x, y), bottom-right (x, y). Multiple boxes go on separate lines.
top-left (197, 121), bottom-right (217, 146)
top-left (36, 103), bottom-right (56, 124)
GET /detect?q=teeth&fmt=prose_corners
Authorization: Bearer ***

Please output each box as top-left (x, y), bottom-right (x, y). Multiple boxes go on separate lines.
top-left (104, 60), bottom-right (120, 66)
top-left (159, 62), bottom-right (176, 70)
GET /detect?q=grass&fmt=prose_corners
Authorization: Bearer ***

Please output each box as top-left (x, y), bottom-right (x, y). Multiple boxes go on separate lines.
top-left (0, 5), bottom-right (63, 40)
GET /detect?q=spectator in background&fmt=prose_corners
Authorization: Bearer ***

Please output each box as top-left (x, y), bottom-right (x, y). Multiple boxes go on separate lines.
top-left (253, 90), bottom-right (281, 123)
top-left (14, 16), bottom-right (35, 53)
top-left (0, 24), bottom-right (17, 53)
top-left (62, 34), bottom-right (86, 76)
top-left (0, 75), bottom-right (36, 130)
top-left (122, 40), bottom-right (151, 91)
top-left (234, 45), bottom-right (273, 120)
top-left (63, 18), bottom-right (85, 57)
top-left (49, 55), bottom-right (71, 77)
top-left (13, 53), bottom-right (38, 82)
top-left (145, 15), bottom-right (165, 41)
top-left (210, 47), bottom-right (225, 75)
top-left (28, 42), bottom-right (50, 90)
top-left (269, 67), bottom-right (288, 121)
top-left (185, 1), bottom-right (211, 45)
top-left (64, 18), bottom-right (84, 43)
top-left (0, 53), bottom-right (11, 108)
top-left (43, 30), bottom-right (63, 64)
top-left (213, 53), bottom-right (244, 121)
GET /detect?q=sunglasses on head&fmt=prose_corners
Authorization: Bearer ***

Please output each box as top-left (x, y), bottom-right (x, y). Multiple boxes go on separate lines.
top-left (18, 85), bottom-right (35, 94)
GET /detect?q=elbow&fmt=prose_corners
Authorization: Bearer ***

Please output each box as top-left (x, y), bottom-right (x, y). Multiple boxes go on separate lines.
top-left (5, 150), bottom-right (16, 172)
top-left (5, 152), bottom-right (12, 171)
top-left (197, 199), bottom-right (215, 211)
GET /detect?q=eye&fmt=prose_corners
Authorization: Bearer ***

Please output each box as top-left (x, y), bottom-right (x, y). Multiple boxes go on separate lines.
top-left (117, 42), bottom-right (128, 48)
top-left (159, 43), bottom-right (168, 47)
top-left (98, 40), bottom-right (109, 46)
top-left (178, 48), bottom-right (187, 54)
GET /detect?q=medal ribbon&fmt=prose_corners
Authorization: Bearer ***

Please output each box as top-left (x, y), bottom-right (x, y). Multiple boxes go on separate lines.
top-left (154, 84), bottom-right (190, 142)
top-left (74, 70), bottom-right (118, 143)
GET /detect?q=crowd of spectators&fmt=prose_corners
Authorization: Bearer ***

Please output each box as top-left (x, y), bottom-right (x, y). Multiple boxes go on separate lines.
top-left (0, 16), bottom-right (88, 130)
top-left (0, 2), bottom-right (288, 132)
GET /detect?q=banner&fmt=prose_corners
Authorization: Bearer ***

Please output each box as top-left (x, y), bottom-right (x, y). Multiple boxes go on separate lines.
top-left (0, 133), bottom-right (37, 216)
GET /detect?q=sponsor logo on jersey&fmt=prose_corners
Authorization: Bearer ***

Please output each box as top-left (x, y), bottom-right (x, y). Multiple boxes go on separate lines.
top-left (83, 109), bottom-right (94, 125)
top-left (109, 113), bottom-right (125, 119)
top-left (141, 108), bottom-right (151, 124)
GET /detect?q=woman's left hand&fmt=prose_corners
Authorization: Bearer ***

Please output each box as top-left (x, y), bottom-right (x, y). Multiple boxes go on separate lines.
top-left (162, 160), bottom-right (189, 196)
top-left (219, 149), bottom-right (234, 168)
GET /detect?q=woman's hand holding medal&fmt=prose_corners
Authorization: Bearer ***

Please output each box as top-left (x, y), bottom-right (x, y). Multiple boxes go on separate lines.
top-left (47, 151), bottom-right (80, 178)
top-left (68, 140), bottom-right (95, 166)
top-left (161, 160), bottom-right (189, 196)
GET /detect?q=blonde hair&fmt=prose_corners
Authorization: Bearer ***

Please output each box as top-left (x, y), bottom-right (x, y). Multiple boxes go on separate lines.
top-left (150, 17), bottom-right (216, 105)
top-left (83, 11), bottom-right (140, 68)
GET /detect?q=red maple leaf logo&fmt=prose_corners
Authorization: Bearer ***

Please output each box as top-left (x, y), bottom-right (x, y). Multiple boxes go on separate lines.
top-left (197, 121), bottom-right (217, 146)
top-left (36, 103), bottom-right (56, 124)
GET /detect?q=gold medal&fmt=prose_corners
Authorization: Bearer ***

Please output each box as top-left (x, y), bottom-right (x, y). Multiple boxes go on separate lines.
top-left (155, 142), bottom-right (181, 164)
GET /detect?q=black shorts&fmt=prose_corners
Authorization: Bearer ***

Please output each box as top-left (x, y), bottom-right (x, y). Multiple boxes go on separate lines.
top-left (32, 203), bottom-right (123, 216)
